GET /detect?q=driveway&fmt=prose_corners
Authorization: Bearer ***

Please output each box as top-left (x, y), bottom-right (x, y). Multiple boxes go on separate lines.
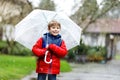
top-left (22, 60), bottom-right (120, 80)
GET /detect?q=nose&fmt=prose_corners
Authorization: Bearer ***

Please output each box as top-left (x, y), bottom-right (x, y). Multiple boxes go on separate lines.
top-left (55, 28), bottom-right (58, 31)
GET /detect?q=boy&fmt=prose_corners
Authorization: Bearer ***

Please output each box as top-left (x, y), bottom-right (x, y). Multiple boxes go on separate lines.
top-left (32, 20), bottom-right (67, 80)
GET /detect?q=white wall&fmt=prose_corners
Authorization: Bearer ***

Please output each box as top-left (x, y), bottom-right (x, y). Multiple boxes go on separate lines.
top-left (82, 33), bottom-right (105, 47)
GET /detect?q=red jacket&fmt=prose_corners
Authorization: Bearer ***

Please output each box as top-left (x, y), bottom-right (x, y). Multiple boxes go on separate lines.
top-left (32, 37), bottom-right (67, 74)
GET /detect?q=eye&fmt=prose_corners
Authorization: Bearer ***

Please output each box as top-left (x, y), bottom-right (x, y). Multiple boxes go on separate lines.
top-left (51, 26), bottom-right (60, 29)
top-left (51, 26), bottom-right (56, 29)
top-left (57, 27), bottom-right (60, 29)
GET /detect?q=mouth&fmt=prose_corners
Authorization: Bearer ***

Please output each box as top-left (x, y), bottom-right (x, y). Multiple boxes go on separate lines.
top-left (52, 32), bottom-right (59, 35)
top-left (53, 31), bottom-right (58, 34)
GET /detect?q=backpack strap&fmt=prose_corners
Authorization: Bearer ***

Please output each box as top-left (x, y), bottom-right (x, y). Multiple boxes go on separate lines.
top-left (42, 36), bottom-right (46, 48)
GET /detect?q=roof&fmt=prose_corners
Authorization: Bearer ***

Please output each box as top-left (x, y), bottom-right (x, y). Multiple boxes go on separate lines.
top-left (85, 19), bottom-right (120, 33)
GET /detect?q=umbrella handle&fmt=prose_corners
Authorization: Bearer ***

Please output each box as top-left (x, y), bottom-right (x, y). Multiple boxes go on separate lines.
top-left (44, 50), bottom-right (52, 64)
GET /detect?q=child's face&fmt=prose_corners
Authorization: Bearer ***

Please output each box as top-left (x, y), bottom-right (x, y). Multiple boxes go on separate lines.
top-left (48, 25), bottom-right (61, 36)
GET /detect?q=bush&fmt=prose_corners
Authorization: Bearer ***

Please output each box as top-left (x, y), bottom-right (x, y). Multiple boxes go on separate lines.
top-left (73, 40), bottom-right (107, 62)
top-left (67, 49), bottom-right (75, 60)
top-left (87, 46), bottom-right (106, 61)
top-left (0, 40), bottom-right (8, 53)
top-left (77, 44), bottom-right (89, 55)
top-left (76, 40), bottom-right (89, 55)
top-left (0, 40), bottom-right (33, 56)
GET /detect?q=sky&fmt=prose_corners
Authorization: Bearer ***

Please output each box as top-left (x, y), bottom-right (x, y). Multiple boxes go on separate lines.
top-left (53, 0), bottom-right (81, 16)
top-left (28, 0), bottom-right (103, 16)
top-left (28, 0), bottom-right (82, 16)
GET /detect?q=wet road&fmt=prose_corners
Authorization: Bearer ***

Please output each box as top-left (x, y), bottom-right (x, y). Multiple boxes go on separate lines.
top-left (22, 60), bottom-right (120, 80)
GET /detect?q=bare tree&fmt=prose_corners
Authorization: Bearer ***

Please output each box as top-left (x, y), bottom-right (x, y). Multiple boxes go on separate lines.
top-left (39, 0), bottom-right (55, 11)
top-left (71, 0), bottom-right (120, 32)
top-left (0, 0), bottom-right (32, 54)
top-left (0, 0), bottom-right (32, 25)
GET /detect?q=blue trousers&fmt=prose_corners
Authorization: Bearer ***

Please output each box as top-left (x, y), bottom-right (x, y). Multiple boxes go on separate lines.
top-left (37, 73), bottom-right (56, 80)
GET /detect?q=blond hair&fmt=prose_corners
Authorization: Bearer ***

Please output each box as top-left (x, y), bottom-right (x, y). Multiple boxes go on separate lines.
top-left (48, 20), bottom-right (61, 30)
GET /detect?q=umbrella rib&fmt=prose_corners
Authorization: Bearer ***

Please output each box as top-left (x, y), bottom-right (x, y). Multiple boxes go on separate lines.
top-left (43, 11), bottom-right (57, 23)
top-left (51, 13), bottom-right (57, 20)
top-left (43, 13), bottom-right (49, 23)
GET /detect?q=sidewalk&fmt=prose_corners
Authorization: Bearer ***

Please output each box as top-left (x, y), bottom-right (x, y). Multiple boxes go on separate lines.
top-left (22, 60), bottom-right (120, 80)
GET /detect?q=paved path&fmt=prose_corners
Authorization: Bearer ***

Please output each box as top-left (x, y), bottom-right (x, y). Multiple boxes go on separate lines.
top-left (22, 60), bottom-right (120, 80)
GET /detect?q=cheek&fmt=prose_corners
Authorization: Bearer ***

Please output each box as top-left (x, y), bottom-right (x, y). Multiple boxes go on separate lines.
top-left (58, 29), bottom-right (61, 31)
top-left (48, 29), bottom-right (53, 33)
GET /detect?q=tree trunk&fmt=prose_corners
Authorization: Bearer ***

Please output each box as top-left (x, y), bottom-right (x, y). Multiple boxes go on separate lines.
top-left (0, 27), bottom-right (2, 40)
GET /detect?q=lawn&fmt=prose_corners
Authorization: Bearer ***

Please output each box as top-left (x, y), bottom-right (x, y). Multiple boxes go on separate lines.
top-left (60, 60), bottom-right (72, 72)
top-left (0, 55), bottom-right (71, 80)
top-left (0, 55), bottom-right (36, 80)
top-left (115, 54), bottom-right (120, 60)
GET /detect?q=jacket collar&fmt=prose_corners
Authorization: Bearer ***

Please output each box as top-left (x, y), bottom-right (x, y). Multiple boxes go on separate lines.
top-left (43, 32), bottom-right (61, 39)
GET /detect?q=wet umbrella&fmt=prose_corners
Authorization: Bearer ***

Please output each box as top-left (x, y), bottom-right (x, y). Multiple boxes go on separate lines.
top-left (15, 9), bottom-right (82, 63)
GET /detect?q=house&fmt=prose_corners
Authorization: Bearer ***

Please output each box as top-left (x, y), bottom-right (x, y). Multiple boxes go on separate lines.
top-left (82, 19), bottom-right (120, 60)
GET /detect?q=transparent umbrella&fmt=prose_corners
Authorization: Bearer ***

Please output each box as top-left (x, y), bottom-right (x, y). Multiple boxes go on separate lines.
top-left (14, 9), bottom-right (82, 63)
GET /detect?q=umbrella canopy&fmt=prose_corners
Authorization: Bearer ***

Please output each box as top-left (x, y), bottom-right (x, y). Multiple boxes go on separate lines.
top-left (15, 9), bottom-right (82, 50)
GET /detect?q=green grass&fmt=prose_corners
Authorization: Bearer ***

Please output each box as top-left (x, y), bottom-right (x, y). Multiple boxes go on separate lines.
top-left (60, 60), bottom-right (72, 72)
top-left (0, 55), bottom-right (71, 80)
top-left (115, 54), bottom-right (120, 60)
top-left (0, 55), bottom-right (36, 80)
